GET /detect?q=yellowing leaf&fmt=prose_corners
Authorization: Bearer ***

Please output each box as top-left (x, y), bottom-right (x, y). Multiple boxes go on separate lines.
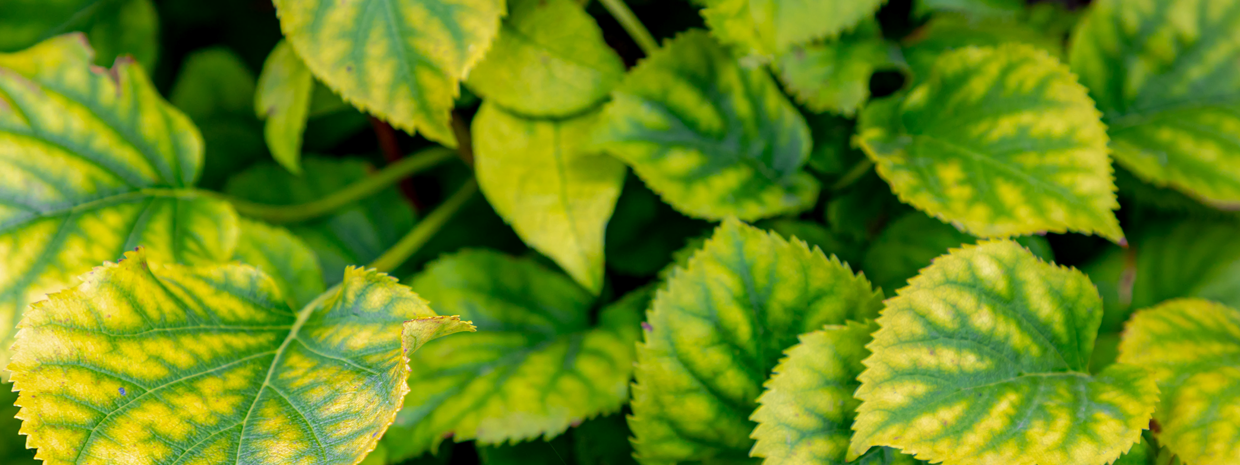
top-left (8, 249), bottom-right (473, 464)
top-left (775, 20), bottom-right (893, 116)
top-left (1118, 298), bottom-right (1240, 465)
top-left (233, 219), bottom-right (325, 309)
top-left (701, 0), bottom-right (886, 59)
top-left (849, 241), bottom-right (1158, 465)
top-left (630, 219), bottom-right (883, 463)
top-left (466, 0), bottom-right (624, 117)
top-left (1070, 0), bottom-right (1240, 207)
top-left (0, 35), bottom-right (237, 375)
top-left (256, 40), bottom-right (314, 174)
top-left (901, 14), bottom-right (1064, 82)
top-left (594, 31), bottom-right (819, 221)
top-left (857, 44), bottom-right (1123, 242)
top-left (0, 0), bottom-right (159, 71)
top-left (393, 250), bottom-right (648, 456)
top-left (273, 0), bottom-right (505, 146)
top-left (473, 102), bottom-right (624, 295)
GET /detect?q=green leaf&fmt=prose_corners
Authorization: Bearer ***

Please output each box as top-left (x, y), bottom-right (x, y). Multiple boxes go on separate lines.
top-left (573, 414), bottom-right (638, 465)
top-left (466, 0), bottom-right (624, 117)
top-left (0, 0), bottom-right (159, 70)
top-left (902, 15), bottom-right (1065, 82)
top-left (393, 251), bottom-right (649, 456)
top-left (256, 40), bottom-right (314, 174)
top-left (805, 113), bottom-right (863, 176)
top-left (473, 102), bottom-right (625, 294)
top-left (8, 249), bottom-right (473, 464)
top-left (629, 219), bottom-right (884, 463)
top-left (912, 0), bottom-right (1024, 18)
top-left (761, 218), bottom-right (863, 267)
top-left (0, 35), bottom-right (239, 375)
top-left (233, 219), bottom-right (325, 310)
top-left (857, 44), bottom-right (1124, 242)
top-left (701, 0), bottom-right (886, 59)
top-left (168, 47), bottom-right (266, 189)
top-left (826, 173), bottom-right (911, 243)
top-left (0, 386), bottom-right (36, 464)
top-left (849, 240), bottom-right (1158, 465)
top-left (1070, 0), bottom-right (1240, 207)
top-left (225, 157), bottom-right (417, 285)
top-left (605, 177), bottom-right (710, 277)
top-left (776, 20), bottom-right (893, 115)
top-left (1119, 298), bottom-right (1240, 465)
top-left (594, 31), bottom-right (820, 221)
top-left (478, 435), bottom-right (572, 465)
top-left (273, 0), bottom-right (504, 146)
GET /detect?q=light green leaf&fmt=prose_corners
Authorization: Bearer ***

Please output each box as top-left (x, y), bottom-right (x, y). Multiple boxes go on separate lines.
top-left (1070, 0), bottom-right (1240, 207)
top-left (8, 249), bottom-right (474, 464)
top-left (0, 0), bottom-right (159, 70)
top-left (273, 0), bottom-right (504, 146)
top-left (233, 219), bottom-right (325, 310)
top-left (1119, 298), bottom-right (1240, 465)
top-left (0, 35), bottom-right (239, 375)
top-left (701, 0), bottom-right (886, 59)
top-left (857, 44), bottom-right (1123, 242)
top-left (256, 40), bottom-right (314, 174)
top-left (849, 240), bottom-right (1158, 465)
top-left (594, 31), bottom-right (819, 221)
top-left (902, 15), bottom-right (1064, 82)
top-left (473, 102), bottom-right (625, 294)
top-left (630, 219), bottom-right (884, 463)
top-left (225, 157), bottom-right (417, 285)
top-left (168, 47), bottom-right (265, 189)
top-left (393, 251), bottom-right (649, 456)
top-left (467, 0), bottom-right (624, 117)
top-left (776, 20), bottom-right (893, 115)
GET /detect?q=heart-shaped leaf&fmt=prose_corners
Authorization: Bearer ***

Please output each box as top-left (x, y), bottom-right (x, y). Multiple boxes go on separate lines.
top-left (775, 20), bottom-right (893, 116)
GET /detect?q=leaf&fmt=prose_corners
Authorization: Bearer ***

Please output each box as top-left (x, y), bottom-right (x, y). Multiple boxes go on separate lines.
top-left (273, 0), bottom-right (504, 146)
top-left (776, 20), bottom-right (894, 115)
top-left (8, 248), bottom-right (474, 464)
top-left (629, 219), bottom-right (884, 463)
top-left (605, 177), bottom-right (710, 277)
top-left (761, 219), bottom-right (863, 267)
top-left (826, 172), bottom-right (911, 243)
top-left (701, 0), bottom-right (886, 59)
top-left (594, 31), bottom-right (820, 221)
top-left (0, 0), bottom-right (159, 70)
top-left (848, 240), bottom-right (1158, 465)
top-left (168, 47), bottom-right (266, 189)
top-left (392, 251), bottom-right (649, 456)
top-left (912, 0), bottom-right (1024, 18)
top-left (901, 15), bottom-right (1064, 82)
top-left (478, 435), bottom-right (572, 465)
top-left (256, 40), bottom-right (314, 174)
top-left (473, 102), bottom-right (626, 294)
top-left (466, 0), bottom-right (624, 117)
top-left (225, 157), bottom-right (417, 285)
top-left (573, 414), bottom-right (638, 465)
top-left (857, 44), bottom-right (1123, 242)
top-left (0, 35), bottom-right (239, 375)
top-left (805, 113), bottom-right (863, 176)
top-left (0, 386), bottom-right (35, 464)
top-left (233, 219), bottom-right (325, 310)
top-left (1069, 0), bottom-right (1240, 207)
top-left (1118, 298), bottom-right (1240, 465)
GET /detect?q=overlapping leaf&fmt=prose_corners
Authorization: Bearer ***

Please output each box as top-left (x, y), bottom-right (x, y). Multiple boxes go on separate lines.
top-left (857, 44), bottom-right (1123, 242)
top-left (629, 219), bottom-right (883, 463)
top-left (168, 47), bottom-right (266, 189)
top-left (256, 40), bottom-right (314, 174)
top-left (233, 219), bottom-right (325, 309)
top-left (0, 0), bottom-right (159, 70)
top-left (849, 241), bottom-right (1158, 465)
top-left (1070, 0), bottom-right (1240, 207)
top-left (8, 249), bottom-right (473, 464)
top-left (594, 31), bottom-right (819, 221)
top-left (392, 250), bottom-right (648, 456)
top-left (473, 102), bottom-right (625, 294)
top-left (701, 0), bottom-right (886, 59)
top-left (273, 0), bottom-right (504, 146)
top-left (776, 21), bottom-right (893, 116)
top-left (1119, 298), bottom-right (1240, 465)
top-left (901, 15), bottom-right (1063, 81)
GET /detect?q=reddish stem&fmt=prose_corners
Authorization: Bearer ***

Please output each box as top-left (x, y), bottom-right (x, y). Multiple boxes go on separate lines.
top-left (369, 116), bottom-right (425, 211)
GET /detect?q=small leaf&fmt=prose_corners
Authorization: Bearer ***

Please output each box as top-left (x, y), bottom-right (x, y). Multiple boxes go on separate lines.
top-left (849, 241), bottom-right (1158, 465)
top-left (273, 0), bottom-right (504, 146)
top-left (1070, 0), bottom-right (1240, 207)
top-left (473, 102), bottom-right (625, 294)
top-left (467, 0), bottom-right (624, 117)
top-left (857, 44), bottom-right (1123, 242)
top-left (233, 219), bottom-right (325, 310)
top-left (256, 40), bottom-right (314, 174)
top-left (8, 249), bottom-right (473, 464)
top-left (1119, 298), bottom-right (1240, 465)
top-left (0, 0), bottom-right (159, 70)
top-left (393, 251), bottom-right (650, 456)
top-left (701, 0), bottom-right (886, 59)
top-left (168, 47), bottom-right (266, 189)
top-left (630, 219), bottom-right (883, 463)
top-left (776, 20), bottom-right (894, 115)
top-left (595, 31), bottom-right (820, 221)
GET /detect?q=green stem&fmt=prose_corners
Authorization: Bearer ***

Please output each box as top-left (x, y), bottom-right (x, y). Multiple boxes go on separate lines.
top-left (367, 179), bottom-right (477, 273)
top-left (599, 0), bottom-right (658, 55)
top-left (223, 147), bottom-right (455, 224)
top-left (831, 158), bottom-right (874, 192)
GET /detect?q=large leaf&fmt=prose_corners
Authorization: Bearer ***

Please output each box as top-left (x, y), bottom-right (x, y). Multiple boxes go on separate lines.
top-left (901, 14), bottom-right (1064, 82)
top-left (392, 250), bottom-right (648, 456)
top-left (256, 40), bottom-right (314, 174)
top-left (273, 0), bottom-right (504, 146)
top-left (473, 102), bottom-right (625, 295)
top-left (8, 249), bottom-right (474, 464)
top-left (233, 219), bottom-right (325, 310)
top-left (1070, 0), bottom-right (1240, 207)
top-left (857, 44), bottom-right (1123, 242)
top-left (849, 241), bottom-right (1158, 465)
top-left (775, 21), bottom-right (893, 116)
top-left (629, 219), bottom-right (884, 463)
top-left (0, 0), bottom-right (159, 70)
top-left (168, 47), bottom-right (266, 189)
top-left (701, 0), bottom-right (886, 59)
top-left (0, 35), bottom-right (238, 374)
top-left (594, 31), bottom-right (819, 221)
top-left (1118, 298), bottom-right (1240, 465)
top-left (466, 0), bottom-right (624, 117)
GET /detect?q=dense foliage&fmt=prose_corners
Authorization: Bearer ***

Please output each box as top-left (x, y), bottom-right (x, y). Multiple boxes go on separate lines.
top-left (0, 0), bottom-right (1237, 464)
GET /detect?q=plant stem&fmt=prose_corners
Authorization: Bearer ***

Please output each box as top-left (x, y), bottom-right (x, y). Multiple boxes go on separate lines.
top-left (367, 179), bottom-right (477, 273)
top-left (830, 158), bottom-right (874, 192)
top-left (224, 146), bottom-right (455, 224)
top-left (599, 0), bottom-right (658, 55)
